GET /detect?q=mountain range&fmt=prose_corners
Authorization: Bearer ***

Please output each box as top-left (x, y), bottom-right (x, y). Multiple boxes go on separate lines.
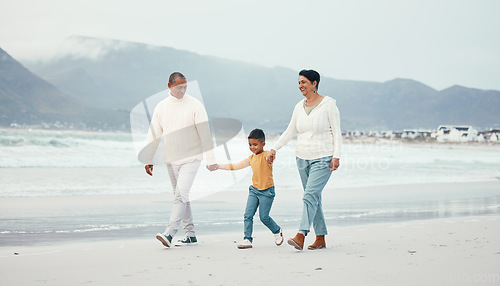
top-left (2, 36), bottom-right (499, 131)
top-left (0, 46), bottom-right (128, 130)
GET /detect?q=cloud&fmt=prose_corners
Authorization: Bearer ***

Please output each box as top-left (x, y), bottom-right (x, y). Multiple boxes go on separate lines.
top-left (54, 36), bottom-right (137, 60)
top-left (1, 0), bottom-right (499, 90)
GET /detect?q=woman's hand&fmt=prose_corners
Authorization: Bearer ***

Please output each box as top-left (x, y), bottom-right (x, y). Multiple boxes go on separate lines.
top-left (266, 149), bottom-right (276, 164)
top-left (330, 158), bottom-right (340, 171)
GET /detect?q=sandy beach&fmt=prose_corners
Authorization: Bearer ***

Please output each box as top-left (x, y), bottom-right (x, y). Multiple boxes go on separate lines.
top-left (2, 181), bottom-right (500, 286)
top-left (0, 215), bottom-right (499, 286)
top-left (2, 181), bottom-right (500, 246)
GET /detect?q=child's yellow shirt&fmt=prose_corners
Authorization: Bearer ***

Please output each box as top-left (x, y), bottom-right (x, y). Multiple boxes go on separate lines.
top-left (248, 151), bottom-right (274, 190)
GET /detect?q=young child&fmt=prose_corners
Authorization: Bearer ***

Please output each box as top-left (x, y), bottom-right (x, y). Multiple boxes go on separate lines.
top-left (216, 128), bottom-right (283, 249)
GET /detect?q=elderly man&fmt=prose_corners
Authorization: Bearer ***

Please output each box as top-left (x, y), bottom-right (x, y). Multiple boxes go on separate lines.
top-left (143, 72), bottom-right (217, 247)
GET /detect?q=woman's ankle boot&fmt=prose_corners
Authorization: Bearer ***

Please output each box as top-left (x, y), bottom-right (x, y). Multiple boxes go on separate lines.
top-left (287, 233), bottom-right (305, 250)
top-left (308, 235), bottom-right (326, 250)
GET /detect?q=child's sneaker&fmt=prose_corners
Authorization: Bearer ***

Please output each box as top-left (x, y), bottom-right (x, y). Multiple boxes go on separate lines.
top-left (274, 229), bottom-right (284, 246)
top-left (237, 239), bottom-right (253, 249)
top-left (175, 236), bottom-right (198, 246)
top-left (156, 233), bottom-right (172, 248)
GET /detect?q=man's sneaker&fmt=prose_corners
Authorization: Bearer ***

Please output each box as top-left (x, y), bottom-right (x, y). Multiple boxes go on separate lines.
top-left (274, 229), bottom-right (284, 246)
top-left (156, 233), bottom-right (172, 248)
top-left (237, 239), bottom-right (253, 249)
top-left (174, 236), bottom-right (198, 246)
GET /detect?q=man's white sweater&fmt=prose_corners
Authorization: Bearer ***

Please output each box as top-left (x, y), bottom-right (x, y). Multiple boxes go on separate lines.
top-left (143, 93), bottom-right (216, 165)
top-left (273, 96), bottom-right (342, 159)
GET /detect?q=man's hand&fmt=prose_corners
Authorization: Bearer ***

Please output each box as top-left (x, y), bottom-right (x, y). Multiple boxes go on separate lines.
top-left (266, 149), bottom-right (276, 164)
top-left (145, 164), bottom-right (154, 176)
top-left (206, 164), bottom-right (218, 171)
top-left (330, 158), bottom-right (340, 171)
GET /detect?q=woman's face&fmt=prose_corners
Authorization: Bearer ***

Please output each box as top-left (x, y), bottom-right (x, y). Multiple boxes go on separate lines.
top-left (298, 75), bottom-right (316, 96)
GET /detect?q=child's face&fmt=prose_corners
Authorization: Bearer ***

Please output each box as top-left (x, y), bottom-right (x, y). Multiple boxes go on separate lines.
top-left (248, 138), bottom-right (265, 155)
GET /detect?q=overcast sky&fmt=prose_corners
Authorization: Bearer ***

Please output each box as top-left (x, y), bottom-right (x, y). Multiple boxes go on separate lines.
top-left (1, 0), bottom-right (499, 91)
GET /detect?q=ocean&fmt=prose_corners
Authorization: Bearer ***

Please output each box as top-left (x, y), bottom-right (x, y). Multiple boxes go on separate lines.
top-left (1, 128), bottom-right (499, 246)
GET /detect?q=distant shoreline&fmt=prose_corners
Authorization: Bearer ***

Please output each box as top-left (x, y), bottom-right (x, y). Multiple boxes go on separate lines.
top-left (341, 136), bottom-right (500, 146)
top-left (3, 127), bottom-right (499, 146)
top-left (0, 126), bottom-right (133, 137)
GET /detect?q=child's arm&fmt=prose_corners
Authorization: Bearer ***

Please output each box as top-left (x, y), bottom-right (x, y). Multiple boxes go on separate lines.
top-left (217, 158), bottom-right (250, 171)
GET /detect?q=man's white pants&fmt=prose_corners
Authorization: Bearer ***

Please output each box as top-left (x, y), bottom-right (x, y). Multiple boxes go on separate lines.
top-left (164, 160), bottom-right (201, 238)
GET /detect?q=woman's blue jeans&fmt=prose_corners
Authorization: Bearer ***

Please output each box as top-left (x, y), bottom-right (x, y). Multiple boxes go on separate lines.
top-left (243, 185), bottom-right (280, 242)
top-left (296, 156), bottom-right (333, 236)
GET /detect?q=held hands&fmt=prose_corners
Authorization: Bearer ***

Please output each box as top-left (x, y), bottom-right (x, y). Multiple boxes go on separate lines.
top-left (330, 158), bottom-right (340, 171)
top-left (206, 164), bottom-right (219, 172)
top-left (266, 149), bottom-right (276, 164)
top-left (147, 164), bottom-right (218, 174)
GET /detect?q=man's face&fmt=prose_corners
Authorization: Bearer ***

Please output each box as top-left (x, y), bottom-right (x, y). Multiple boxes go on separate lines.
top-left (168, 77), bottom-right (187, 99)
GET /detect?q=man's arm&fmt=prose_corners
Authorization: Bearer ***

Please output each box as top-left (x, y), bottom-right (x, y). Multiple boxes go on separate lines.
top-left (142, 106), bottom-right (163, 175)
top-left (193, 105), bottom-right (217, 166)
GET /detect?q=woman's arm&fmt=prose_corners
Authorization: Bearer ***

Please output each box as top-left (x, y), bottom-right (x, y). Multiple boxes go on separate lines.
top-left (267, 104), bottom-right (299, 164)
top-left (218, 158), bottom-right (250, 171)
top-left (272, 104), bottom-right (299, 152)
top-left (327, 100), bottom-right (342, 171)
top-left (271, 102), bottom-right (299, 163)
top-left (327, 101), bottom-right (342, 159)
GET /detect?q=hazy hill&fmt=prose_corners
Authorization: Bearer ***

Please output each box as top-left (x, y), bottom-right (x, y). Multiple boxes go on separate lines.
top-left (23, 36), bottom-right (500, 131)
top-left (0, 47), bottom-right (128, 129)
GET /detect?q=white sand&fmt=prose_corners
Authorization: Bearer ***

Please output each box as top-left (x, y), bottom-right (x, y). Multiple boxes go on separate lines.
top-left (1, 216), bottom-right (499, 286)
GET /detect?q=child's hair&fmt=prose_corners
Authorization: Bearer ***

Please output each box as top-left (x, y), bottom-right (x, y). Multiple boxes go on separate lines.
top-left (248, 128), bottom-right (265, 142)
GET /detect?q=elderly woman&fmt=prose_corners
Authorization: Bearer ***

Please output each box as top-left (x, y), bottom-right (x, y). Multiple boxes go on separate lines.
top-left (267, 69), bottom-right (342, 250)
